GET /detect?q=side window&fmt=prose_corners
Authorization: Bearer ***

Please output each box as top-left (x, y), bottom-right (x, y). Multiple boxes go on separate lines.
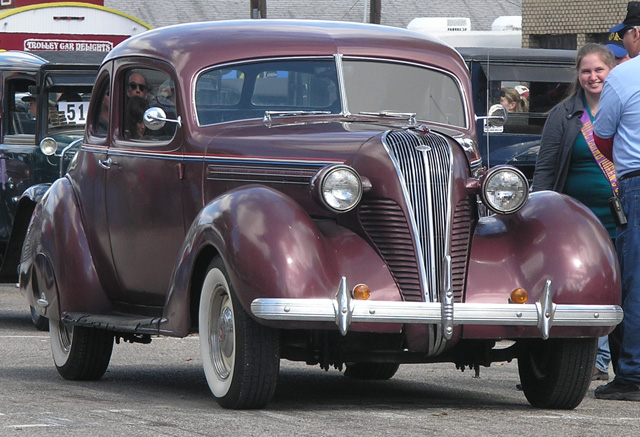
top-left (5, 77), bottom-right (37, 141)
top-left (122, 68), bottom-right (176, 142)
top-left (490, 80), bottom-right (570, 134)
top-left (90, 77), bottom-right (110, 139)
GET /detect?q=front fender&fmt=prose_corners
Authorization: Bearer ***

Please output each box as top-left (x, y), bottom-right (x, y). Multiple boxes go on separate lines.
top-left (465, 191), bottom-right (621, 337)
top-left (19, 177), bottom-right (110, 320)
top-left (162, 185), bottom-right (401, 336)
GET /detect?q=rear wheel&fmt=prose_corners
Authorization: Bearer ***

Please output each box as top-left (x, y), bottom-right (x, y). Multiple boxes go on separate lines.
top-left (199, 258), bottom-right (280, 409)
top-left (344, 362), bottom-right (400, 380)
top-left (50, 319), bottom-right (113, 380)
top-left (518, 338), bottom-right (596, 409)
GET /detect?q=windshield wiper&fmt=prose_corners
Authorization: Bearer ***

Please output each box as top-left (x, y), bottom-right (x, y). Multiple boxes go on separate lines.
top-left (263, 110), bottom-right (332, 125)
top-left (357, 111), bottom-right (417, 126)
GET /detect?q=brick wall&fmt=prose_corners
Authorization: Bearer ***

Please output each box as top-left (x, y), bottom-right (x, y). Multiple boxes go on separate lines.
top-left (522, 0), bottom-right (629, 48)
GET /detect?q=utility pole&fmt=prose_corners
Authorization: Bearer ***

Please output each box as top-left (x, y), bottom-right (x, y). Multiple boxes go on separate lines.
top-left (370, 0), bottom-right (381, 24)
top-left (250, 0), bottom-right (266, 18)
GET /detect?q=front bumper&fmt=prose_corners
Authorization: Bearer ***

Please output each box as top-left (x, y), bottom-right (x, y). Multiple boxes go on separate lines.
top-left (251, 278), bottom-right (623, 339)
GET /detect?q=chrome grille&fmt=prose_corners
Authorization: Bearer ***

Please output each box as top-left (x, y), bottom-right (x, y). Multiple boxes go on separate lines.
top-left (380, 130), bottom-right (452, 303)
top-left (359, 199), bottom-right (423, 301)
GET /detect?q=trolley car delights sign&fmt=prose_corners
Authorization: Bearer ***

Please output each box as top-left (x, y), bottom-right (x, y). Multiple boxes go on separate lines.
top-left (24, 38), bottom-right (113, 51)
top-left (0, 1), bottom-right (151, 52)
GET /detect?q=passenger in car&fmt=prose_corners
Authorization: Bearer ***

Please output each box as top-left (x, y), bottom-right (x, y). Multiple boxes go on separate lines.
top-left (500, 87), bottom-right (528, 113)
top-left (127, 72), bottom-right (149, 102)
top-left (124, 96), bottom-right (148, 140)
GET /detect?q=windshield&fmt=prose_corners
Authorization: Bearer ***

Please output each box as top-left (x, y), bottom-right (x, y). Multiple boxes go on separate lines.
top-left (342, 59), bottom-right (466, 127)
top-left (196, 59), bottom-right (340, 125)
top-left (47, 86), bottom-right (93, 132)
top-left (195, 57), bottom-right (467, 128)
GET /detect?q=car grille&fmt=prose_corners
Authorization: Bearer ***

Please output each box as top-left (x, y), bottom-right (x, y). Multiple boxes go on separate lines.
top-left (359, 130), bottom-right (470, 304)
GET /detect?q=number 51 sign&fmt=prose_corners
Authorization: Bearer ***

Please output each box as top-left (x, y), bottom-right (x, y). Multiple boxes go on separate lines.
top-left (57, 101), bottom-right (89, 125)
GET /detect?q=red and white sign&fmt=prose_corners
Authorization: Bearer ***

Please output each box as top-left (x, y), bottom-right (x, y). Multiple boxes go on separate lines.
top-left (0, 1), bottom-right (151, 52)
top-left (24, 38), bottom-right (113, 52)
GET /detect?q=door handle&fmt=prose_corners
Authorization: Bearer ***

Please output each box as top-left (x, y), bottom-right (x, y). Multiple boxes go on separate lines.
top-left (98, 158), bottom-right (112, 169)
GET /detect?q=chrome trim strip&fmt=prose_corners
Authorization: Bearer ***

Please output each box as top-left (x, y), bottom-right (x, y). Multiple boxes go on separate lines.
top-left (381, 132), bottom-right (430, 301)
top-left (334, 54), bottom-right (349, 116)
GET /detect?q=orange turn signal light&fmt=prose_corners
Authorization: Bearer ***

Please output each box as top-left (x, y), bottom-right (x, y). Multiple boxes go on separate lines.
top-left (352, 284), bottom-right (371, 300)
top-left (510, 288), bottom-right (528, 304)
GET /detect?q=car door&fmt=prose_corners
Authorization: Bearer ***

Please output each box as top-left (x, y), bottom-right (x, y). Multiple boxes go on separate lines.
top-left (104, 64), bottom-right (184, 307)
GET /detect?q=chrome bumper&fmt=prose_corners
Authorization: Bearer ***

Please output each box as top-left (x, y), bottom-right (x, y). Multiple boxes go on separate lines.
top-left (250, 278), bottom-right (623, 339)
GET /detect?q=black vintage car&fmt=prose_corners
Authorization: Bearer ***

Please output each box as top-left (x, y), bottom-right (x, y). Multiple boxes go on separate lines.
top-left (0, 50), bottom-right (103, 328)
top-left (458, 47), bottom-right (577, 180)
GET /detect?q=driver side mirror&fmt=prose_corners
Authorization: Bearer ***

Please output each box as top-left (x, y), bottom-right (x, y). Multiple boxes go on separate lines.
top-left (476, 104), bottom-right (508, 127)
top-left (143, 107), bottom-right (182, 130)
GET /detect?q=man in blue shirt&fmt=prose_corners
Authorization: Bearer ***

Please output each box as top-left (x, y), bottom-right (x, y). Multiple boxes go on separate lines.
top-left (594, 1), bottom-right (640, 401)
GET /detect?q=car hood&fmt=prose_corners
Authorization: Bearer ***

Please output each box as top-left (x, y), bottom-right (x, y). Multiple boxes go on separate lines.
top-left (204, 119), bottom-right (465, 167)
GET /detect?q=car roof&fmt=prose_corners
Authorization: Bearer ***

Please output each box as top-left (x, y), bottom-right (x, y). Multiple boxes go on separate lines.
top-left (457, 47), bottom-right (577, 65)
top-left (0, 50), bottom-right (106, 72)
top-left (105, 19), bottom-right (468, 77)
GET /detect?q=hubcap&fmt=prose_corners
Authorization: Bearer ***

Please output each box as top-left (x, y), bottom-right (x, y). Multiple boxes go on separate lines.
top-left (211, 287), bottom-right (235, 380)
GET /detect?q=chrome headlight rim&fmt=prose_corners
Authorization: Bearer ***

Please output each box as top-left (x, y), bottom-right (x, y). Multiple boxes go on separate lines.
top-left (312, 164), bottom-right (363, 213)
top-left (39, 137), bottom-right (58, 156)
top-left (481, 165), bottom-right (529, 215)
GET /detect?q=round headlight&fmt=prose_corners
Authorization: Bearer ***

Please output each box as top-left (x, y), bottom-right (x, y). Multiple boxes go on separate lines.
top-left (481, 166), bottom-right (529, 214)
top-left (39, 137), bottom-right (58, 156)
top-left (315, 165), bottom-right (363, 212)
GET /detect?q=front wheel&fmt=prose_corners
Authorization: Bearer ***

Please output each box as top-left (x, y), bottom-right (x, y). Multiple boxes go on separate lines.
top-left (50, 319), bottom-right (114, 380)
top-left (518, 338), bottom-right (597, 409)
top-left (30, 306), bottom-right (49, 331)
top-left (199, 258), bottom-right (280, 409)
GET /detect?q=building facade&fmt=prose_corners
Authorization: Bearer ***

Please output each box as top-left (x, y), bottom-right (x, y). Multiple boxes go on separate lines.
top-left (522, 0), bottom-right (629, 49)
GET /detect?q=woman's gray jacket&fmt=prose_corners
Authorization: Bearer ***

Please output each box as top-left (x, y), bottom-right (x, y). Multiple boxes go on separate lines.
top-left (531, 89), bottom-right (586, 192)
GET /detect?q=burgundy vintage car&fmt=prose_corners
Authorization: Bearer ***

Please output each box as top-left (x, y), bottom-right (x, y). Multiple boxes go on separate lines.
top-left (20, 20), bottom-right (622, 410)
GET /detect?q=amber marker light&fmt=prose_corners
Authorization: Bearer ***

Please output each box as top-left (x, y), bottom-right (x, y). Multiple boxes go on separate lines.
top-left (510, 288), bottom-right (528, 304)
top-left (352, 284), bottom-right (371, 300)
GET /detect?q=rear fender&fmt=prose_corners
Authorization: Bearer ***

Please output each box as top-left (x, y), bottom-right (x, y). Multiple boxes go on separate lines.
top-left (19, 177), bottom-right (110, 320)
top-left (162, 185), bottom-right (401, 336)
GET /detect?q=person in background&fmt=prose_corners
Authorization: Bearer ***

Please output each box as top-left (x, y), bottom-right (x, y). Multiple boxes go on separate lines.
top-left (22, 94), bottom-right (37, 120)
top-left (532, 43), bottom-right (618, 380)
top-left (594, 1), bottom-right (640, 401)
top-left (606, 25), bottom-right (631, 65)
top-left (499, 87), bottom-right (528, 113)
top-left (592, 26), bottom-right (632, 384)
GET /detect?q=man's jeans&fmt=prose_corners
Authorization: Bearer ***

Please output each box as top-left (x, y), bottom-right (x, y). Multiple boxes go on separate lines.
top-left (596, 336), bottom-right (611, 373)
top-left (615, 176), bottom-right (640, 384)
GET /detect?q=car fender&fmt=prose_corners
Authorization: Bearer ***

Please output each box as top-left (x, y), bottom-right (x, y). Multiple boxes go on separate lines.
top-left (0, 183), bottom-right (53, 281)
top-left (19, 177), bottom-right (110, 321)
top-left (162, 185), bottom-right (401, 336)
top-left (465, 190), bottom-right (620, 335)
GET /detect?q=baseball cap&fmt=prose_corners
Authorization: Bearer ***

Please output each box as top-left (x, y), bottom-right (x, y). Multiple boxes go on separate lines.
top-left (514, 85), bottom-right (529, 99)
top-left (613, 2), bottom-right (640, 38)
top-left (606, 26), bottom-right (629, 58)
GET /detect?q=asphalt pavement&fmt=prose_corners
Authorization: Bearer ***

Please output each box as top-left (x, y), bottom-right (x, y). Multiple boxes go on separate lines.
top-left (0, 284), bottom-right (638, 436)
